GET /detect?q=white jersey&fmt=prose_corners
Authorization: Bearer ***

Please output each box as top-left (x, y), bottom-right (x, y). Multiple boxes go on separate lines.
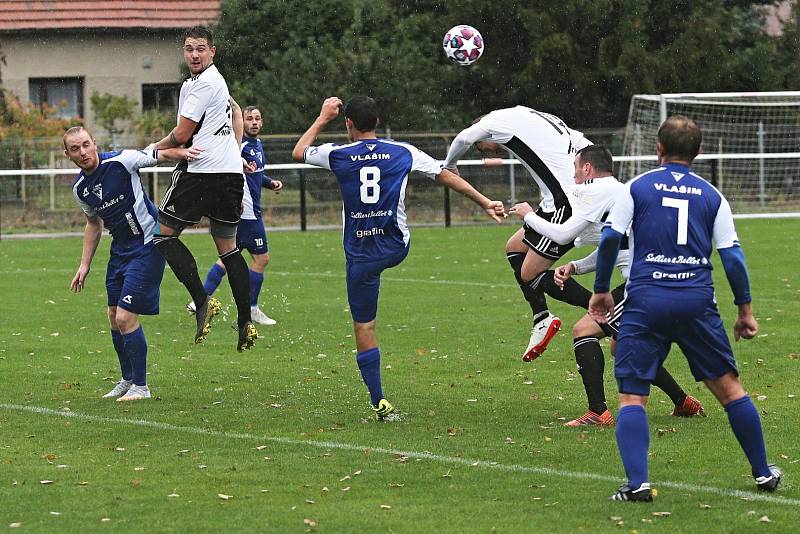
top-left (569, 176), bottom-right (631, 278)
top-left (570, 176), bottom-right (626, 246)
top-left (443, 106), bottom-right (591, 211)
top-left (178, 64), bottom-right (241, 173)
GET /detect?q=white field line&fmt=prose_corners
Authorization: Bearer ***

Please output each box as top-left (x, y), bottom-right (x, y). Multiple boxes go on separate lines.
top-left (0, 268), bottom-right (518, 289)
top-left (1, 403), bottom-right (797, 506)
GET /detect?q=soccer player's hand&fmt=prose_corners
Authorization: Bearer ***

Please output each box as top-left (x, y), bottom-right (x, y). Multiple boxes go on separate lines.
top-left (319, 97), bottom-right (343, 123)
top-left (271, 180), bottom-right (283, 193)
top-left (508, 202), bottom-right (533, 220)
top-left (553, 263), bottom-right (575, 289)
top-left (242, 158), bottom-right (257, 174)
top-left (484, 200), bottom-right (506, 223)
top-left (70, 265), bottom-right (90, 293)
top-left (733, 314), bottom-right (759, 341)
top-left (588, 292), bottom-right (614, 324)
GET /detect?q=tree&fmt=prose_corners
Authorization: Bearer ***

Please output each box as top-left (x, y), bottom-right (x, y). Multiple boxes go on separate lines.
top-left (213, 0), bottom-right (798, 132)
top-left (90, 92), bottom-right (137, 147)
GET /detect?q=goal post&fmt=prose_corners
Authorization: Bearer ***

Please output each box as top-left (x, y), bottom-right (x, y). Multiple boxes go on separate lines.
top-left (620, 91), bottom-right (800, 211)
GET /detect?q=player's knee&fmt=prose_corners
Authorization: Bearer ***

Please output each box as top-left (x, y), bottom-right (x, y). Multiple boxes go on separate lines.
top-left (252, 253), bottom-right (269, 271)
top-left (115, 308), bottom-right (140, 334)
top-left (573, 315), bottom-right (600, 338)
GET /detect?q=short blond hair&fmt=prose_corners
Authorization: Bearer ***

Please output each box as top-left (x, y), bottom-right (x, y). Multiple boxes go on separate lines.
top-left (63, 125), bottom-right (92, 149)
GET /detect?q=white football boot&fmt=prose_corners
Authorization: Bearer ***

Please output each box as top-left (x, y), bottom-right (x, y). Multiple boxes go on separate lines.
top-left (117, 384), bottom-right (151, 402)
top-left (522, 313), bottom-right (562, 362)
top-left (250, 306), bottom-right (277, 325)
top-left (102, 379), bottom-right (133, 399)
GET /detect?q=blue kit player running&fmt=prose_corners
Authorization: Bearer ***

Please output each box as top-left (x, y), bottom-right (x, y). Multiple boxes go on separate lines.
top-left (293, 96), bottom-right (505, 419)
top-left (589, 116), bottom-right (782, 501)
top-left (65, 126), bottom-right (197, 401)
top-left (193, 106), bottom-right (283, 325)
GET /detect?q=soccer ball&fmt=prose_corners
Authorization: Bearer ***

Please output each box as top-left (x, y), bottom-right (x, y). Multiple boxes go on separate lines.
top-left (442, 25), bottom-right (484, 66)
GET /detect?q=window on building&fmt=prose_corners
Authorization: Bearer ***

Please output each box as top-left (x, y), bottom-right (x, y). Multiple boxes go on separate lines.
top-left (142, 83), bottom-right (179, 112)
top-left (29, 77), bottom-right (84, 118)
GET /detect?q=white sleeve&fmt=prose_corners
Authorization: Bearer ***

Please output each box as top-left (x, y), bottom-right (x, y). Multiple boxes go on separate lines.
top-left (572, 247), bottom-right (630, 278)
top-left (72, 179), bottom-right (95, 217)
top-left (570, 186), bottom-right (610, 223)
top-left (523, 211), bottom-right (588, 245)
top-left (410, 146), bottom-right (443, 179)
top-left (571, 248), bottom-right (598, 275)
top-left (712, 195), bottom-right (740, 249)
top-left (180, 80), bottom-right (213, 122)
top-left (606, 183), bottom-right (634, 234)
top-left (303, 143), bottom-right (335, 171)
top-left (442, 124), bottom-right (492, 169)
top-left (118, 149), bottom-right (158, 172)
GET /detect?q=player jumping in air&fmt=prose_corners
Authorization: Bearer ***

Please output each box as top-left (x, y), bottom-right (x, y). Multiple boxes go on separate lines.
top-left (444, 107), bottom-right (594, 362)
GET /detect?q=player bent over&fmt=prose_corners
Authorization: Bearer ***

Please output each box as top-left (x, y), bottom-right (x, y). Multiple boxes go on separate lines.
top-left (510, 146), bottom-right (704, 426)
top-left (590, 116), bottom-right (781, 501)
top-left (444, 107), bottom-right (594, 363)
top-left (294, 96), bottom-right (505, 420)
top-left (65, 126), bottom-right (197, 401)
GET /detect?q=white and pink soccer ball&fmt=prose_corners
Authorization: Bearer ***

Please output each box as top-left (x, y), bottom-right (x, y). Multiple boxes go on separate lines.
top-left (442, 25), bottom-right (484, 66)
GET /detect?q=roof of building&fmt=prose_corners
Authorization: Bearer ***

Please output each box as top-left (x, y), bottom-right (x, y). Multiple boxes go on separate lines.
top-left (0, 1), bottom-right (220, 31)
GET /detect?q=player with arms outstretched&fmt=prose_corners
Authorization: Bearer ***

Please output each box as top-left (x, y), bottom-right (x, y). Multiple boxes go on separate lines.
top-left (444, 107), bottom-right (594, 362)
top-left (590, 116), bottom-right (781, 501)
top-left (293, 96), bottom-right (505, 419)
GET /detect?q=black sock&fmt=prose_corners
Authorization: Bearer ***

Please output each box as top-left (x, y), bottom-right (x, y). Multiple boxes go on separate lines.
top-left (507, 252), bottom-right (548, 317)
top-left (574, 336), bottom-right (607, 414)
top-left (153, 234), bottom-right (207, 307)
top-left (220, 248), bottom-right (251, 329)
top-left (539, 270), bottom-right (592, 309)
top-left (652, 366), bottom-right (687, 406)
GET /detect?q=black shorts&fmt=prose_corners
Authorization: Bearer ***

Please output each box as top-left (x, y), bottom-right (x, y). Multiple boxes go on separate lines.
top-left (598, 284), bottom-right (627, 339)
top-left (522, 205), bottom-right (575, 260)
top-left (158, 169), bottom-right (244, 235)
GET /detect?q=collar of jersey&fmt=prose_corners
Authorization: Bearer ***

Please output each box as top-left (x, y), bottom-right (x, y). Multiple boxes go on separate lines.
top-left (190, 63), bottom-right (214, 81)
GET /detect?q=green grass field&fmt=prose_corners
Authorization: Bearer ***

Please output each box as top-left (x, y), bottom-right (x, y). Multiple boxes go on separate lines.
top-left (1, 220), bottom-right (798, 532)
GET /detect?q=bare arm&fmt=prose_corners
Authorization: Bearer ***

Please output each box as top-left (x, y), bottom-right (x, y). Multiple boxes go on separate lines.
top-left (157, 146), bottom-right (202, 163)
top-left (230, 97), bottom-right (244, 145)
top-left (70, 215), bottom-right (103, 292)
top-left (153, 116), bottom-right (198, 149)
top-left (435, 168), bottom-right (505, 223)
top-left (292, 97), bottom-right (342, 162)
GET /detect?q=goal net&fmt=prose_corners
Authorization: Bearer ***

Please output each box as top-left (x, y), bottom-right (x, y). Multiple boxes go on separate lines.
top-left (620, 92), bottom-right (800, 211)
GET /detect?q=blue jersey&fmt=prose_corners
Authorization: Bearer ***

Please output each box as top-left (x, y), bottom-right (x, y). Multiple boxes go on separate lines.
top-left (241, 136), bottom-right (274, 219)
top-left (304, 138), bottom-right (442, 262)
top-left (72, 150), bottom-right (160, 248)
top-left (606, 162), bottom-right (739, 292)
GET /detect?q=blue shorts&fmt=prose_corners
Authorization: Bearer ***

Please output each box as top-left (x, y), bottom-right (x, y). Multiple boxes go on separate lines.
top-left (615, 286), bottom-right (738, 396)
top-left (237, 218), bottom-right (268, 255)
top-left (345, 246), bottom-right (409, 323)
top-left (105, 242), bottom-right (166, 315)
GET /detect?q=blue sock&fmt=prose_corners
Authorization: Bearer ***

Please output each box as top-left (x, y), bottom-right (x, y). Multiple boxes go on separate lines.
top-left (203, 263), bottom-right (226, 296)
top-left (616, 405), bottom-right (650, 489)
top-left (356, 347), bottom-right (383, 406)
top-left (725, 395), bottom-right (771, 478)
top-left (123, 327), bottom-right (148, 386)
top-left (249, 269), bottom-right (264, 307)
top-left (111, 330), bottom-right (132, 380)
